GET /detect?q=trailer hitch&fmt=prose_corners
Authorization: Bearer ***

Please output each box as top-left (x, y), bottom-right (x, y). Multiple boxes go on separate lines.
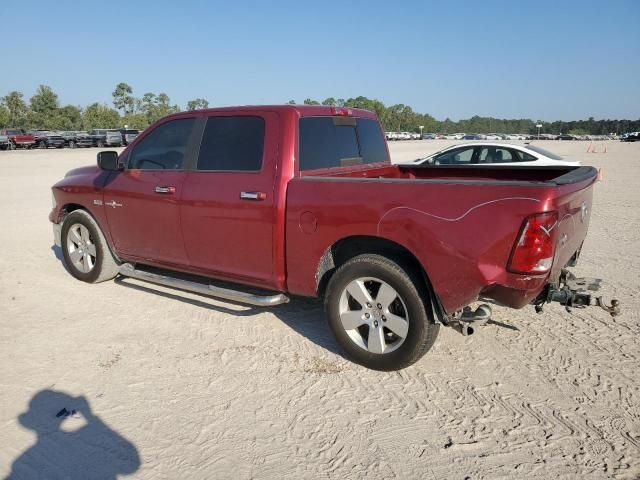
top-left (535, 270), bottom-right (621, 317)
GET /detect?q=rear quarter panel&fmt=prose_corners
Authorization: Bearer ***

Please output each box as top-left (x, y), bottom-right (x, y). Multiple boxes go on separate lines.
top-left (285, 176), bottom-right (595, 313)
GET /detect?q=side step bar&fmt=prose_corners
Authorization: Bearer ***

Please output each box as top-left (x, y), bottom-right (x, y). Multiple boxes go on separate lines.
top-left (118, 263), bottom-right (290, 307)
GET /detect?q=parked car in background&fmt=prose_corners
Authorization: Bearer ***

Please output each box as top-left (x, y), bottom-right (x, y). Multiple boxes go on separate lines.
top-left (463, 133), bottom-right (485, 140)
top-left (90, 129), bottom-right (123, 148)
top-left (406, 142), bottom-right (580, 167)
top-left (621, 132), bottom-right (639, 142)
top-left (31, 130), bottom-right (65, 149)
top-left (61, 131), bottom-right (95, 148)
top-left (0, 128), bottom-right (36, 149)
top-left (119, 128), bottom-right (140, 146)
top-left (0, 132), bottom-right (9, 150)
top-left (49, 104), bottom-right (608, 370)
top-left (557, 134), bottom-right (576, 141)
top-left (422, 133), bottom-right (436, 140)
top-left (410, 132), bottom-right (421, 140)
top-left (484, 133), bottom-right (502, 140)
top-left (506, 134), bottom-right (527, 140)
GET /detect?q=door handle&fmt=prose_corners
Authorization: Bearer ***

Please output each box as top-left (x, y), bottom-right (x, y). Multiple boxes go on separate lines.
top-left (155, 186), bottom-right (176, 194)
top-left (240, 191), bottom-right (266, 201)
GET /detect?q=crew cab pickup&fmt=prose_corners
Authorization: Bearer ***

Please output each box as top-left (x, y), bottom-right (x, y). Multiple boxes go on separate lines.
top-left (49, 105), bottom-right (618, 370)
top-left (0, 128), bottom-right (36, 149)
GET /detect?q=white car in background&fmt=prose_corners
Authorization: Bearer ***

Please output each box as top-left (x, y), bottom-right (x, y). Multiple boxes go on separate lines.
top-left (484, 133), bottom-right (503, 140)
top-left (410, 132), bottom-right (421, 140)
top-left (406, 142), bottom-right (581, 167)
top-left (506, 134), bottom-right (528, 140)
top-left (444, 133), bottom-right (465, 140)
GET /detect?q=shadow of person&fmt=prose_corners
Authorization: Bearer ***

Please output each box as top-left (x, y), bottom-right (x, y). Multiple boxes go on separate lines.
top-left (6, 390), bottom-right (140, 480)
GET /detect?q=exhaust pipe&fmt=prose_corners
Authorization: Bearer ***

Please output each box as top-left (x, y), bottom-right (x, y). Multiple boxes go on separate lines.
top-left (118, 263), bottom-right (289, 307)
top-left (451, 322), bottom-right (475, 336)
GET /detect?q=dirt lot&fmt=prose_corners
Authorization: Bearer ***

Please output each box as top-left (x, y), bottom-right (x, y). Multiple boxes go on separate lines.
top-left (1, 140), bottom-right (639, 479)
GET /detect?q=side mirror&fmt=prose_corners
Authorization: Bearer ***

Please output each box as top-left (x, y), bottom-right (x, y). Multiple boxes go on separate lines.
top-left (97, 151), bottom-right (121, 171)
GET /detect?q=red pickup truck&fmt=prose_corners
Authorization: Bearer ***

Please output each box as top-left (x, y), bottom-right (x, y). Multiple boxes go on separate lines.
top-left (50, 105), bottom-right (618, 370)
top-left (0, 128), bottom-right (36, 149)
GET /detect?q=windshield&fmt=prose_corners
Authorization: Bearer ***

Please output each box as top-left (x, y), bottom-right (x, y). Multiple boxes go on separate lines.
top-left (525, 145), bottom-right (564, 160)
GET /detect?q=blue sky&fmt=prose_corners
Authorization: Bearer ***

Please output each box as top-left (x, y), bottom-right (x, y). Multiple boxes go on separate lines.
top-left (2, 0), bottom-right (638, 121)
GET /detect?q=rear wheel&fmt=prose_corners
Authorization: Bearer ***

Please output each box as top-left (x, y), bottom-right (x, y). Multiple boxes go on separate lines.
top-left (61, 210), bottom-right (119, 283)
top-left (69, 140), bottom-right (76, 149)
top-left (39, 140), bottom-right (46, 149)
top-left (324, 254), bottom-right (439, 370)
top-left (97, 140), bottom-right (104, 148)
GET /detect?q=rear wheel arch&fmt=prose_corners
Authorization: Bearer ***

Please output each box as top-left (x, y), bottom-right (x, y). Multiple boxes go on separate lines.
top-left (316, 236), bottom-right (443, 317)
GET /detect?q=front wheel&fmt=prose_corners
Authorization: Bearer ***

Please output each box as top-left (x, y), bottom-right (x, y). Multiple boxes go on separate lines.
top-left (324, 254), bottom-right (439, 371)
top-left (61, 210), bottom-right (120, 283)
top-left (69, 140), bottom-right (76, 149)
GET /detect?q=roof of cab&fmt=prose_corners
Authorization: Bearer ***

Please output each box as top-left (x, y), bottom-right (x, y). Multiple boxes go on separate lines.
top-left (164, 104), bottom-right (379, 120)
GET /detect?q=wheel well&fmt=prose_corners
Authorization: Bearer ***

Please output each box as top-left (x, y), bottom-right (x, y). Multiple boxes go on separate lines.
top-left (316, 236), bottom-right (426, 296)
top-left (59, 203), bottom-right (86, 221)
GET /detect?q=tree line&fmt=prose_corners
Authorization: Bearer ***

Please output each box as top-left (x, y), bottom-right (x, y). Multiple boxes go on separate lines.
top-left (0, 83), bottom-right (209, 131)
top-left (0, 84), bottom-right (637, 135)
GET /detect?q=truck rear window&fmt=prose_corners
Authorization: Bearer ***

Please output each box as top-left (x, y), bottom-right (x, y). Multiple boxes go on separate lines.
top-left (299, 117), bottom-right (388, 171)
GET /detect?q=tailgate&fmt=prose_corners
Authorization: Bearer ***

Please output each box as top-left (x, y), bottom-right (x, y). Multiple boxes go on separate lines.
top-left (548, 167), bottom-right (598, 281)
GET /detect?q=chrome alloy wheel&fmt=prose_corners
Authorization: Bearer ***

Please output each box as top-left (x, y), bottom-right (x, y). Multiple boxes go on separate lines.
top-left (338, 277), bottom-right (409, 354)
top-left (66, 223), bottom-right (97, 273)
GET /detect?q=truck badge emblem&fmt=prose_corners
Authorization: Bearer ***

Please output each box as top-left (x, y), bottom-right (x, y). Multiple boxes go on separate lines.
top-left (105, 200), bottom-right (123, 209)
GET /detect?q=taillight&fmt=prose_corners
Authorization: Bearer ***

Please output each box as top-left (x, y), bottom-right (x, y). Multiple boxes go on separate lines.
top-left (508, 211), bottom-right (559, 274)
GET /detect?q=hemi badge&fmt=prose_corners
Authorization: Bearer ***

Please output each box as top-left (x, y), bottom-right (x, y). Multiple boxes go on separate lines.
top-left (93, 199), bottom-right (103, 205)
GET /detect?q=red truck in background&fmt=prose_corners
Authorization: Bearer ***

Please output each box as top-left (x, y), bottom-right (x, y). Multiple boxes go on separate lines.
top-left (0, 128), bottom-right (36, 149)
top-left (49, 105), bottom-right (619, 370)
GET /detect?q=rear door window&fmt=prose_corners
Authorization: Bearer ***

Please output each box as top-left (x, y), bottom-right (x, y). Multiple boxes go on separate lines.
top-left (298, 117), bottom-right (388, 171)
top-left (477, 147), bottom-right (515, 163)
top-left (196, 116), bottom-right (264, 171)
top-left (128, 118), bottom-right (195, 170)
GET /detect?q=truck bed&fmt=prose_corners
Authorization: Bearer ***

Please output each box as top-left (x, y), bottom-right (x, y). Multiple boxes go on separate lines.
top-left (287, 164), bottom-right (598, 313)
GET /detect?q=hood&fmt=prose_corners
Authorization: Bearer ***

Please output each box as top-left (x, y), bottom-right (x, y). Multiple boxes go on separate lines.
top-left (65, 165), bottom-right (101, 178)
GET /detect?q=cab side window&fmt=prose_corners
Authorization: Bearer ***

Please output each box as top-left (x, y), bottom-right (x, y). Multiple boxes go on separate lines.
top-left (129, 118), bottom-right (195, 170)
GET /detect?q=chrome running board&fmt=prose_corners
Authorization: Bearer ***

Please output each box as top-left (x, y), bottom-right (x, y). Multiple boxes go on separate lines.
top-left (118, 263), bottom-right (289, 307)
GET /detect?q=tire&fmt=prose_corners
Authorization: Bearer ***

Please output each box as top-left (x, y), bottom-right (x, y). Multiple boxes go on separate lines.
top-left (39, 140), bottom-right (46, 149)
top-left (324, 254), bottom-right (439, 371)
top-left (97, 140), bottom-right (104, 148)
top-left (9, 141), bottom-right (16, 150)
top-left (69, 140), bottom-right (76, 149)
top-left (61, 210), bottom-right (119, 283)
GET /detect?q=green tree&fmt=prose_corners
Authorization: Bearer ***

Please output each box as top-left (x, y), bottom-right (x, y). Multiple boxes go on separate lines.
top-left (0, 104), bottom-right (9, 127)
top-left (321, 97), bottom-right (337, 106)
top-left (122, 113), bottom-right (149, 130)
top-left (81, 103), bottom-right (121, 130)
top-left (2, 91), bottom-right (29, 127)
top-left (54, 105), bottom-right (83, 130)
top-left (112, 82), bottom-right (134, 115)
top-left (140, 92), bottom-right (180, 123)
top-left (29, 85), bottom-right (60, 129)
top-left (303, 98), bottom-right (320, 105)
top-left (186, 98), bottom-right (209, 111)
top-left (286, 99), bottom-right (296, 104)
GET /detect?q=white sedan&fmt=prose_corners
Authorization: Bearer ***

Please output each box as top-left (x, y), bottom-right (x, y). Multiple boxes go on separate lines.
top-left (406, 142), bottom-right (581, 167)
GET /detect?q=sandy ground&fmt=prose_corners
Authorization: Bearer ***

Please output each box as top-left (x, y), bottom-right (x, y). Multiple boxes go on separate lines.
top-left (0, 140), bottom-right (639, 479)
